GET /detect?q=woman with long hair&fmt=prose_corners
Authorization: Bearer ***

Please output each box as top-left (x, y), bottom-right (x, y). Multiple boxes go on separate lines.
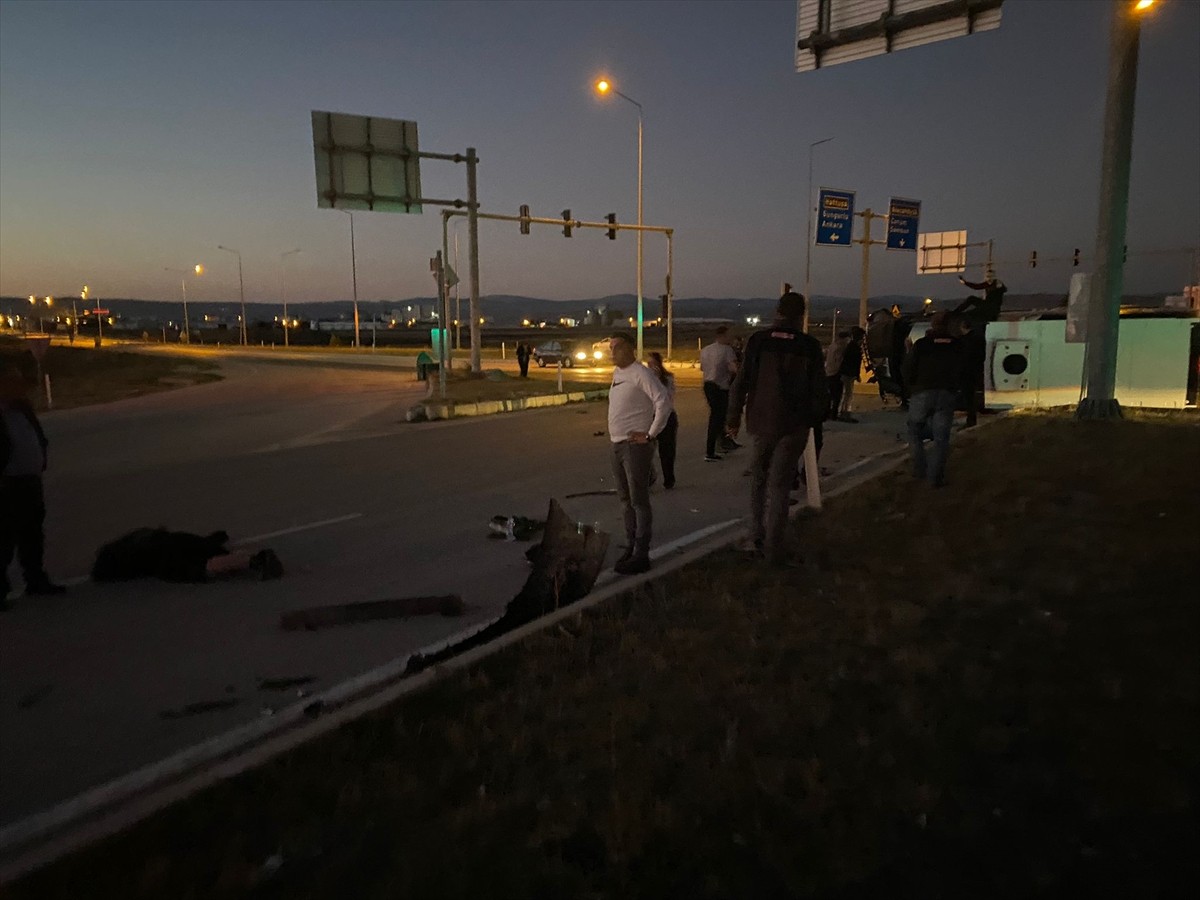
top-left (646, 352), bottom-right (678, 489)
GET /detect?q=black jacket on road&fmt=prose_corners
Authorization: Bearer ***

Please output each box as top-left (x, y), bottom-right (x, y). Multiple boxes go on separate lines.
top-left (727, 325), bottom-right (827, 437)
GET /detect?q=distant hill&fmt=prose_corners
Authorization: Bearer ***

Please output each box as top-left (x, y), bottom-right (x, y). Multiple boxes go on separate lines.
top-left (1, 290), bottom-right (1172, 328)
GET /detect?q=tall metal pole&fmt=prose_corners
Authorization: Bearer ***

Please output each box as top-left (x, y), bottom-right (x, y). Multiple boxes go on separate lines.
top-left (1078, 1), bottom-right (1146, 420)
top-left (454, 229), bottom-right (462, 351)
top-left (181, 279), bottom-right (189, 344)
top-left (341, 211), bottom-right (360, 349)
top-left (440, 211), bottom-right (452, 372)
top-left (858, 209), bottom-right (873, 329)
top-left (636, 109), bottom-right (644, 360)
top-left (666, 229), bottom-right (674, 362)
top-left (280, 248), bottom-right (300, 347)
top-left (466, 147), bottom-right (482, 374)
top-left (804, 137), bottom-right (834, 333)
top-left (236, 254), bottom-right (246, 346)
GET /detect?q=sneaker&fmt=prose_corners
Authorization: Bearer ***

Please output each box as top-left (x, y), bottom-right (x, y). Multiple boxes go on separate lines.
top-left (704, 455), bottom-right (723, 462)
top-left (614, 555), bottom-right (650, 575)
top-left (719, 438), bottom-right (742, 451)
top-left (25, 580), bottom-right (66, 596)
top-left (249, 549), bottom-right (284, 580)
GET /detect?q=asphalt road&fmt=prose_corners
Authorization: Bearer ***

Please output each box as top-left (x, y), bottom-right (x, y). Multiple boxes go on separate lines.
top-left (0, 353), bottom-right (907, 828)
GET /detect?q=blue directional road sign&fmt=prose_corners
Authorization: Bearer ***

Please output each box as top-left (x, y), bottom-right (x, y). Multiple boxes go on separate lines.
top-left (886, 197), bottom-right (921, 251)
top-left (815, 188), bottom-right (856, 246)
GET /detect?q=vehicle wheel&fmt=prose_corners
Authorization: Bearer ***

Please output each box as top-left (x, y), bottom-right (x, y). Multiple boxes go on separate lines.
top-left (537, 358), bottom-right (546, 367)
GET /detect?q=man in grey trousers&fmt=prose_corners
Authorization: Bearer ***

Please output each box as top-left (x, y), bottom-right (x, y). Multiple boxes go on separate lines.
top-left (726, 292), bottom-right (828, 566)
top-left (607, 332), bottom-right (671, 574)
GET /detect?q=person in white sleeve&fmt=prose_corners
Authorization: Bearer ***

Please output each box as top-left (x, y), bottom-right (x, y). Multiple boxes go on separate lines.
top-left (607, 332), bottom-right (670, 574)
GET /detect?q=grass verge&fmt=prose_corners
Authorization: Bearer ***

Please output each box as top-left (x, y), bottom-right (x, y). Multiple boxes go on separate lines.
top-left (429, 370), bottom-right (606, 404)
top-left (1, 339), bottom-right (221, 410)
top-left (11, 410), bottom-right (1199, 898)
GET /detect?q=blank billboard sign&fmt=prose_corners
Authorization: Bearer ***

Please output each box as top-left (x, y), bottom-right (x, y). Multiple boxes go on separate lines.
top-left (796, 0), bottom-right (1003, 73)
top-left (917, 230), bottom-right (968, 274)
top-left (312, 110), bottom-right (422, 213)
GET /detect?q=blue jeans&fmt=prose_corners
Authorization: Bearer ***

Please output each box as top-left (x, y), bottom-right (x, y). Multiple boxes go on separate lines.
top-left (907, 389), bottom-right (956, 486)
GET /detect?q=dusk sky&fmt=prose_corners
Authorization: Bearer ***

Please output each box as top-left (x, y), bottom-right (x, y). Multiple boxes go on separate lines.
top-left (1, 0), bottom-right (1197, 308)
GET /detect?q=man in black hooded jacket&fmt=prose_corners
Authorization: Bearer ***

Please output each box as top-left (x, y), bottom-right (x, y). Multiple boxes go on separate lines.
top-left (726, 292), bottom-right (827, 566)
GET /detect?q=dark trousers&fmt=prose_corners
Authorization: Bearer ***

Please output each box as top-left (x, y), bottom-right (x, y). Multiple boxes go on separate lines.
top-left (517, 357), bottom-right (530, 377)
top-left (1, 475), bottom-right (48, 595)
top-left (703, 382), bottom-right (729, 457)
top-left (826, 374), bottom-right (844, 420)
top-left (750, 431), bottom-right (809, 564)
top-left (907, 389), bottom-right (956, 486)
top-left (657, 412), bottom-right (678, 487)
top-left (611, 441), bottom-right (654, 558)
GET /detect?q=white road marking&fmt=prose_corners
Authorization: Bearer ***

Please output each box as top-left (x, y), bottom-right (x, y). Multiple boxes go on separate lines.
top-left (235, 513), bottom-right (363, 545)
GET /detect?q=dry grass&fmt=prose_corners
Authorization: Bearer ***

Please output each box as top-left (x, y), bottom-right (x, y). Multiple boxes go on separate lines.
top-left (1, 339), bottom-right (220, 409)
top-left (431, 370), bottom-right (606, 403)
top-left (12, 410), bottom-right (1199, 899)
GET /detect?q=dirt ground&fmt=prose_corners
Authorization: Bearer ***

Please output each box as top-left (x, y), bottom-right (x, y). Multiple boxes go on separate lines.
top-left (9, 410), bottom-right (1199, 899)
top-left (0, 340), bottom-right (220, 409)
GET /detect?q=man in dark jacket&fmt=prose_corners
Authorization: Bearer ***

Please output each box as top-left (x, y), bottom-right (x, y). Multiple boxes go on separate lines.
top-left (902, 313), bottom-right (968, 488)
top-left (1, 365), bottom-right (65, 608)
top-left (726, 292), bottom-right (827, 566)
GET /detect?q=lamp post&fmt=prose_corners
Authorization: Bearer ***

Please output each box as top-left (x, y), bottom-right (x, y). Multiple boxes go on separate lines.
top-left (216, 245), bottom-right (247, 346)
top-left (804, 137), bottom-right (834, 333)
top-left (595, 78), bottom-right (644, 359)
top-left (1078, 0), bottom-right (1156, 419)
top-left (340, 210), bottom-right (360, 348)
top-left (279, 248), bottom-right (301, 347)
top-left (164, 265), bottom-right (204, 343)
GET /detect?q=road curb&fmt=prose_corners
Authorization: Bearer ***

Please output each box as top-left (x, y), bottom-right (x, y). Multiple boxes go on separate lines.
top-left (410, 388), bottom-right (609, 422)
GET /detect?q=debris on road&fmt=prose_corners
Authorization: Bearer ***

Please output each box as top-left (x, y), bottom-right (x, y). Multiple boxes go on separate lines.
top-left (564, 490), bottom-right (617, 499)
top-left (280, 595), bottom-right (465, 631)
top-left (159, 698), bottom-right (240, 720)
top-left (257, 675), bottom-right (316, 692)
top-left (408, 499), bottom-right (608, 674)
top-left (487, 515), bottom-right (545, 541)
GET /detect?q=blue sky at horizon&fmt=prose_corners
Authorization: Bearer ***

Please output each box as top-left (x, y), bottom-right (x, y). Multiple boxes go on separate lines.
top-left (1, 0), bottom-right (1197, 306)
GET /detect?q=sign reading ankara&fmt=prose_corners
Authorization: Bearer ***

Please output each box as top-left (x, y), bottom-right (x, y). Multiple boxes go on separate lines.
top-left (886, 197), bottom-right (921, 251)
top-left (815, 188), bottom-right (856, 246)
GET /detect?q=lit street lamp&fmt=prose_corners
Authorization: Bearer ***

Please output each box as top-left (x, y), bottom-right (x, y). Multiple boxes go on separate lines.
top-left (28, 295), bottom-right (53, 333)
top-left (279, 248), bottom-right (301, 347)
top-left (164, 264), bottom-right (204, 343)
top-left (595, 77), bottom-right (645, 359)
top-left (340, 210), bottom-right (360, 348)
top-left (804, 136), bottom-right (834, 333)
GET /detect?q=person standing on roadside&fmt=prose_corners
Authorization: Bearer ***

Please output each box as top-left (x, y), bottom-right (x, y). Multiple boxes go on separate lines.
top-left (700, 325), bottom-right (740, 460)
top-left (836, 325), bottom-right (868, 423)
top-left (726, 292), bottom-right (827, 567)
top-left (607, 333), bottom-right (671, 574)
top-left (902, 312), bottom-right (968, 488)
top-left (646, 352), bottom-right (678, 489)
top-left (1, 365), bottom-right (66, 610)
top-left (516, 341), bottom-right (531, 378)
top-left (824, 330), bottom-right (850, 421)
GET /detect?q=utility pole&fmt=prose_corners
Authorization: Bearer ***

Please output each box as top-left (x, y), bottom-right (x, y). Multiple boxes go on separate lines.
top-left (1078, 0), bottom-right (1153, 419)
top-left (853, 209), bottom-right (887, 328)
top-left (466, 147), bottom-right (482, 374)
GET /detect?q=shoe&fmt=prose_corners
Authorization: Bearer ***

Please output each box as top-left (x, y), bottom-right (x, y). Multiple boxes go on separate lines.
top-left (249, 549), bottom-right (284, 580)
top-left (614, 545), bottom-right (635, 566)
top-left (614, 555), bottom-right (650, 575)
top-left (720, 438), bottom-right (742, 451)
top-left (663, 480), bottom-right (675, 489)
top-left (25, 580), bottom-right (66, 596)
top-left (704, 455), bottom-right (723, 462)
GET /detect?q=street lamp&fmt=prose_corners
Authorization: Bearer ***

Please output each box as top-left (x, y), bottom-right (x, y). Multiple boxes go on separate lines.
top-left (164, 264), bottom-right (204, 343)
top-left (804, 137), bottom-right (834, 333)
top-left (279, 248), bottom-right (301, 347)
top-left (340, 210), bottom-right (360, 348)
top-left (216, 245), bottom-right (247, 346)
top-left (595, 77), bottom-right (645, 359)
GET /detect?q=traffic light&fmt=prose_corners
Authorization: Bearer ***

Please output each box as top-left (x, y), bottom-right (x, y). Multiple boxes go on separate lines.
top-left (1073, 248), bottom-right (1081, 267)
top-left (519, 204), bottom-right (531, 235)
top-left (562, 209), bottom-right (572, 238)
top-left (1029, 250), bottom-right (1037, 268)
top-left (606, 213), bottom-right (617, 240)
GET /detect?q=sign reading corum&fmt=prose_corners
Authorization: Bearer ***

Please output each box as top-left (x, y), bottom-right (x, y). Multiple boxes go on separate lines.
top-left (795, 0), bottom-right (1004, 73)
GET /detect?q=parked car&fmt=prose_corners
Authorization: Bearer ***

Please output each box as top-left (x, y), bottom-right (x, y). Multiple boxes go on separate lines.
top-left (532, 340), bottom-right (608, 368)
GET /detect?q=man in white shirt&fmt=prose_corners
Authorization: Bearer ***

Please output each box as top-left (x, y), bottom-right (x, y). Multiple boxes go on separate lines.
top-left (607, 332), bottom-right (670, 574)
top-left (699, 325), bottom-right (739, 460)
